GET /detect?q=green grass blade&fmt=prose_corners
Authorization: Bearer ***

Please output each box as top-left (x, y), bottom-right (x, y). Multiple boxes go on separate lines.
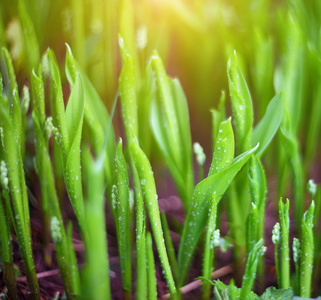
top-left (300, 201), bottom-right (314, 297)
top-left (246, 202), bottom-right (258, 256)
top-left (278, 198), bottom-right (290, 289)
top-left (240, 239), bottom-right (265, 299)
top-left (227, 51), bottom-right (253, 154)
top-left (146, 232), bottom-right (157, 300)
top-left (118, 35), bottom-right (138, 142)
top-left (208, 117), bottom-right (234, 176)
top-left (114, 139), bottom-right (132, 293)
top-left (64, 75), bottom-right (86, 230)
top-left (67, 222), bottom-right (81, 297)
top-left (202, 193), bottom-right (218, 299)
top-left (252, 93), bottom-right (283, 158)
top-left (18, 0), bottom-right (40, 72)
top-left (48, 49), bottom-right (70, 153)
top-left (178, 143), bottom-right (259, 286)
top-left (161, 212), bottom-right (178, 282)
top-left (130, 137), bottom-right (177, 296)
top-left (82, 150), bottom-right (111, 300)
top-left (150, 53), bottom-right (193, 209)
top-left (65, 44), bottom-right (116, 194)
top-left (32, 110), bottom-right (74, 299)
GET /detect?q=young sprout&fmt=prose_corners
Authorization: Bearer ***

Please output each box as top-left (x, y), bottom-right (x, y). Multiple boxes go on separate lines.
top-left (300, 201), bottom-right (314, 297)
top-left (278, 198), bottom-right (290, 289)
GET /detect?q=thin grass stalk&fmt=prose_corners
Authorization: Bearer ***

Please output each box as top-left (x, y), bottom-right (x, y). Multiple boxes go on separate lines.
top-left (240, 239), bottom-right (265, 299)
top-left (146, 232), bottom-right (157, 300)
top-left (160, 212), bottom-right (178, 283)
top-left (0, 192), bottom-right (18, 300)
top-left (202, 192), bottom-right (218, 300)
top-left (0, 77), bottom-right (40, 299)
top-left (246, 203), bottom-right (258, 256)
top-left (130, 138), bottom-right (177, 295)
top-left (32, 110), bottom-right (74, 299)
top-left (67, 222), bottom-right (81, 296)
top-left (82, 149), bottom-right (111, 300)
top-left (278, 198), bottom-right (290, 289)
top-left (30, 70), bottom-right (51, 266)
top-left (134, 167), bottom-right (147, 300)
top-left (300, 201), bottom-right (314, 297)
top-left (18, 0), bottom-right (40, 73)
top-left (114, 139), bottom-right (132, 294)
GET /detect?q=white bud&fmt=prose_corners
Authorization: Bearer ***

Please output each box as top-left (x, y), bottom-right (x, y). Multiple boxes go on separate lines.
top-left (193, 142), bottom-right (206, 166)
top-left (272, 222), bottom-right (280, 245)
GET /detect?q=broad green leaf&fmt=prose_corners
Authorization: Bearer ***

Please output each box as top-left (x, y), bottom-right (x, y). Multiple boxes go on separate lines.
top-left (252, 93), bottom-right (283, 158)
top-left (178, 143), bottom-right (259, 286)
top-left (208, 117), bottom-right (234, 176)
top-left (227, 51), bottom-right (253, 154)
top-left (259, 287), bottom-right (293, 300)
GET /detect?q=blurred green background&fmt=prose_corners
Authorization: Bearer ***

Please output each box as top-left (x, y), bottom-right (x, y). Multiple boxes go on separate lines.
top-left (0, 0), bottom-right (320, 168)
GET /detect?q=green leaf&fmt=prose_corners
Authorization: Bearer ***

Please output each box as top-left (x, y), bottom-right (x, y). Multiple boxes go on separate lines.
top-left (48, 50), bottom-right (69, 154)
top-left (170, 78), bottom-right (192, 174)
top-left (130, 137), bottom-right (177, 295)
top-left (252, 93), bottom-right (283, 158)
top-left (65, 44), bottom-right (115, 189)
top-left (18, 0), bottom-right (40, 72)
top-left (114, 139), bottom-right (132, 292)
top-left (64, 76), bottom-right (85, 228)
top-left (227, 51), bottom-right (253, 154)
top-left (208, 117), bottom-right (234, 176)
top-left (300, 201), bottom-right (315, 297)
top-left (30, 69), bottom-right (45, 124)
top-left (178, 143), bottom-right (259, 286)
top-left (66, 75), bottom-right (84, 145)
top-left (150, 56), bottom-right (193, 209)
top-left (118, 36), bottom-right (138, 142)
top-left (259, 287), bottom-right (293, 300)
